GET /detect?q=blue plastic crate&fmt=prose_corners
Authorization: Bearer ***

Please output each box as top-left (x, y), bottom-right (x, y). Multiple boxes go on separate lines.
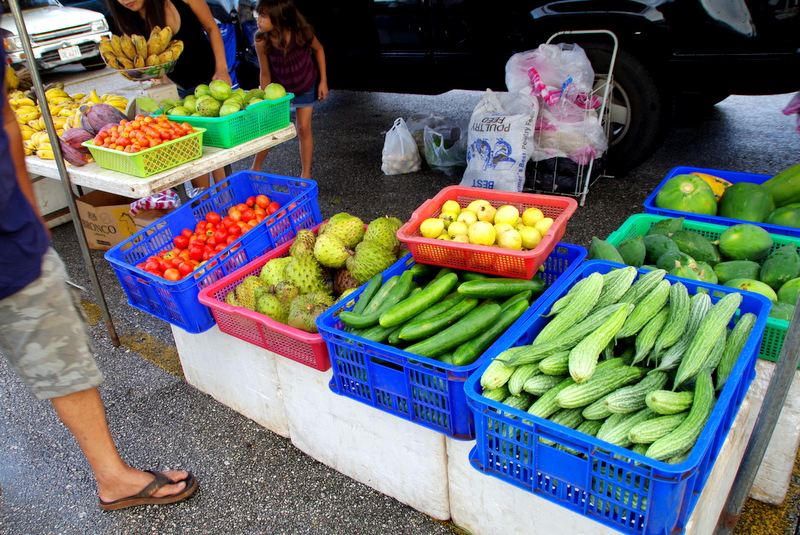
top-left (465, 260), bottom-right (772, 535)
top-left (316, 243), bottom-right (587, 440)
top-left (643, 166), bottom-right (800, 238)
top-left (104, 171), bottom-right (321, 333)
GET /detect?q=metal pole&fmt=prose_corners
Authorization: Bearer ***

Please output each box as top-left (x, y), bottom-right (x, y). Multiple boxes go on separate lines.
top-left (715, 303), bottom-right (800, 534)
top-left (6, 0), bottom-right (120, 346)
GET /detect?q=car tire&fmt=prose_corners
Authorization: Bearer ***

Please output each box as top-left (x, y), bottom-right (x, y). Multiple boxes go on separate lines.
top-left (580, 42), bottom-right (669, 176)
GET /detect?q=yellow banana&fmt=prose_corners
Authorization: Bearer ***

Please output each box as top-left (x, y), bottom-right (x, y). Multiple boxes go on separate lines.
top-left (23, 140), bottom-right (36, 156)
top-left (53, 117), bottom-right (68, 129)
top-left (17, 112), bottom-right (39, 125)
top-left (36, 149), bottom-right (55, 160)
top-left (89, 89), bottom-right (102, 104)
top-left (45, 88), bottom-right (69, 100)
top-left (71, 93), bottom-right (85, 101)
top-left (32, 131), bottom-right (49, 145)
top-left (15, 105), bottom-right (39, 115)
top-left (19, 129), bottom-right (34, 141)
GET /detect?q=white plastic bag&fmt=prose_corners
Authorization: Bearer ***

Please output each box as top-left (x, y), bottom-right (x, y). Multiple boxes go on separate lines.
top-left (381, 117), bottom-right (422, 175)
top-left (459, 89), bottom-right (539, 192)
top-left (533, 105), bottom-right (608, 165)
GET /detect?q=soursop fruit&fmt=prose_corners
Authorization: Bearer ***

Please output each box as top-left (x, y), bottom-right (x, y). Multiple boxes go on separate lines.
top-left (322, 214), bottom-right (365, 249)
top-left (364, 216), bottom-right (402, 253)
top-left (259, 257), bottom-right (292, 287)
top-left (313, 233), bottom-right (351, 269)
top-left (289, 229), bottom-right (317, 257)
top-left (283, 253), bottom-right (328, 295)
top-left (319, 212), bottom-right (355, 235)
top-left (235, 275), bottom-right (267, 310)
top-left (224, 289), bottom-right (240, 307)
top-left (273, 280), bottom-right (300, 305)
top-left (333, 268), bottom-right (360, 296)
top-left (255, 293), bottom-right (289, 324)
top-left (346, 240), bottom-right (397, 284)
top-left (288, 291), bottom-right (335, 333)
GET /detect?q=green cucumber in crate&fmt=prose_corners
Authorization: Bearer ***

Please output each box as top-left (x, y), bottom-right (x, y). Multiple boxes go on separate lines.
top-left (404, 300), bottom-right (502, 359)
top-left (339, 271), bottom-right (414, 329)
top-left (350, 274), bottom-right (383, 315)
top-left (456, 277), bottom-right (546, 299)
top-left (379, 272), bottom-right (460, 327)
top-left (397, 296), bottom-right (479, 342)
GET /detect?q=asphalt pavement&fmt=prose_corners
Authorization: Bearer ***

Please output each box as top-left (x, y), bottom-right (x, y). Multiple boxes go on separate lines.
top-left (1, 65), bottom-right (800, 535)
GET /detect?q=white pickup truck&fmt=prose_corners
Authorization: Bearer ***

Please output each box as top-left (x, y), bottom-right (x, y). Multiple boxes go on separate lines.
top-left (1, 0), bottom-right (111, 71)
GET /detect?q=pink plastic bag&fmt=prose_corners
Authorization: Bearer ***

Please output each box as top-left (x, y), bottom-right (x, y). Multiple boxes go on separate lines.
top-left (129, 188), bottom-right (181, 216)
top-left (783, 91), bottom-right (800, 134)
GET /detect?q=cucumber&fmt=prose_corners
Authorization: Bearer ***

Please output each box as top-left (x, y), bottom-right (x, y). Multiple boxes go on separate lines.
top-left (351, 273), bottom-right (383, 315)
top-left (451, 298), bottom-right (530, 366)
top-left (379, 272), bottom-right (460, 327)
top-left (409, 262), bottom-right (437, 281)
top-left (457, 277), bottom-right (546, 299)
top-left (425, 266), bottom-right (458, 289)
top-left (338, 271), bottom-right (413, 329)
top-left (398, 296), bottom-right (480, 341)
top-left (404, 302), bottom-right (502, 358)
top-left (459, 270), bottom-right (491, 282)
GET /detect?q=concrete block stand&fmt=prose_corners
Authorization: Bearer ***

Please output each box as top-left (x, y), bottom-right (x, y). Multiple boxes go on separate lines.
top-left (172, 325), bottom-right (289, 438)
top-left (274, 355), bottom-right (451, 521)
top-left (446, 394), bottom-right (757, 535)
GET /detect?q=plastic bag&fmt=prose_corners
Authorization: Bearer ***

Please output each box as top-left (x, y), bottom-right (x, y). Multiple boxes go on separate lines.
top-left (505, 43), bottom-right (599, 109)
top-left (406, 112), bottom-right (451, 156)
top-left (459, 89), bottom-right (539, 192)
top-left (532, 105), bottom-right (608, 165)
top-left (423, 122), bottom-right (467, 175)
top-left (783, 91), bottom-right (800, 134)
top-left (129, 188), bottom-right (181, 216)
top-left (381, 117), bottom-right (422, 175)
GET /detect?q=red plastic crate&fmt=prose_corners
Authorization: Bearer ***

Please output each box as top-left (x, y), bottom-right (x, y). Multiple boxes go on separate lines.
top-left (397, 186), bottom-right (578, 279)
top-left (198, 223), bottom-right (332, 371)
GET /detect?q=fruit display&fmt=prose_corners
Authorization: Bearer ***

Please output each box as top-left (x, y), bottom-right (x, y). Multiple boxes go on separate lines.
top-left (478, 266), bottom-right (757, 464)
top-left (144, 81), bottom-right (282, 118)
top-left (99, 29), bottom-right (184, 80)
top-left (222, 213), bottom-right (405, 333)
top-left (420, 198), bottom-right (553, 250)
top-left (591, 216), bottom-right (799, 322)
top-left (134, 195), bottom-right (280, 281)
top-left (653, 164), bottom-right (800, 227)
top-left (337, 264), bottom-right (546, 365)
top-left (7, 84), bottom-right (129, 162)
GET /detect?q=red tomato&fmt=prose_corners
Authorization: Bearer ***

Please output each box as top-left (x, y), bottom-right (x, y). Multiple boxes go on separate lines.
top-left (227, 224), bottom-right (241, 236)
top-left (245, 196), bottom-right (256, 207)
top-left (226, 235), bottom-right (237, 245)
top-left (206, 212), bottom-right (221, 225)
top-left (173, 235), bottom-right (190, 249)
top-left (241, 209), bottom-right (255, 222)
top-left (181, 228), bottom-right (194, 239)
top-left (159, 260), bottom-right (171, 272)
top-left (213, 228), bottom-right (228, 242)
top-left (255, 194), bottom-right (270, 209)
top-left (267, 201), bottom-right (280, 214)
top-left (162, 251), bottom-right (176, 260)
top-left (235, 203), bottom-right (249, 212)
top-left (163, 268), bottom-right (181, 281)
top-left (189, 246), bottom-right (204, 261)
top-left (215, 244), bottom-right (226, 252)
top-left (144, 260), bottom-right (160, 271)
top-left (229, 209), bottom-right (242, 223)
top-left (221, 216), bottom-right (233, 228)
top-left (206, 236), bottom-right (217, 247)
top-left (178, 262), bottom-right (194, 276)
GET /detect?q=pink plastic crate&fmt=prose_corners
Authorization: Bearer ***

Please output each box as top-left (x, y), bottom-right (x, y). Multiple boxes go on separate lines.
top-left (397, 186), bottom-right (578, 279)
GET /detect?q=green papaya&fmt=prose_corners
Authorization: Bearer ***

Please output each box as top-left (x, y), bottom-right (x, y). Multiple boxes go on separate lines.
top-left (588, 236), bottom-right (625, 263)
top-left (778, 278), bottom-right (800, 305)
top-left (616, 234), bottom-right (646, 267)
top-left (759, 243), bottom-right (800, 290)
top-left (669, 264), bottom-right (701, 282)
top-left (670, 229), bottom-right (722, 265)
top-left (713, 260), bottom-right (762, 284)
top-left (646, 217), bottom-right (685, 237)
top-left (717, 182), bottom-right (775, 223)
top-left (718, 224), bottom-right (774, 261)
top-left (654, 175), bottom-right (717, 215)
top-left (724, 278), bottom-right (778, 301)
top-left (769, 300), bottom-right (795, 322)
top-left (694, 261), bottom-right (719, 285)
top-left (656, 251), bottom-right (696, 271)
top-left (766, 206), bottom-right (800, 229)
top-left (643, 234), bottom-right (680, 265)
top-left (761, 163), bottom-right (800, 208)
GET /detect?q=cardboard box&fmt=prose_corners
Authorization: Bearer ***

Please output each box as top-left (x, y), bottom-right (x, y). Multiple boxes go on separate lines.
top-left (75, 191), bottom-right (138, 250)
top-left (133, 208), bottom-right (173, 231)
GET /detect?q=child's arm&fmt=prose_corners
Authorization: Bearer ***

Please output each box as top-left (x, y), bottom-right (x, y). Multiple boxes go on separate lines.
top-left (184, 0), bottom-right (231, 85)
top-left (255, 38), bottom-right (272, 90)
top-left (310, 36), bottom-right (328, 102)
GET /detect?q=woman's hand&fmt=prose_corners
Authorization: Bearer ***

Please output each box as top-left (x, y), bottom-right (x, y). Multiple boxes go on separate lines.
top-left (212, 70), bottom-right (232, 86)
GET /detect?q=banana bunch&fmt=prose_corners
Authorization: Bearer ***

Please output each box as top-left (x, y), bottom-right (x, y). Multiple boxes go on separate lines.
top-left (23, 131), bottom-right (54, 159)
top-left (99, 27), bottom-right (184, 71)
top-left (5, 65), bottom-right (19, 91)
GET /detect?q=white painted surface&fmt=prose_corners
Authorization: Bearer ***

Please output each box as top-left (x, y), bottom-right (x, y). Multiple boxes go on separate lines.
top-left (171, 325), bottom-right (289, 438)
top-left (274, 355), bottom-right (451, 521)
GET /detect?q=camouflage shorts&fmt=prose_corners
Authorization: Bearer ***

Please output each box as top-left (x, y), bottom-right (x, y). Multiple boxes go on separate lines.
top-left (0, 248), bottom-right (103, 400)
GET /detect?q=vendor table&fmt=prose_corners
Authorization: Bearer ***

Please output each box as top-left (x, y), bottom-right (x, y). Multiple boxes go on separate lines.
top-left (25, 124), bottom-right (297, 199)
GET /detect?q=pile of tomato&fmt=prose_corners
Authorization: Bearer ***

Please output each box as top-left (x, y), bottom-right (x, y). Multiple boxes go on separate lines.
top-left (135, 194), bottom-right (282, 281)
top-left (93, 115), bottom-right (195, 153)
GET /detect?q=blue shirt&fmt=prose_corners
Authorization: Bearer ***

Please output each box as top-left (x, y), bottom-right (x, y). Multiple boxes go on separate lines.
top-left (0, 44), bottom-right (51, 300)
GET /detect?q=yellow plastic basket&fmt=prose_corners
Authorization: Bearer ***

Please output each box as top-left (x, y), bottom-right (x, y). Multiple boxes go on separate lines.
top-left (83, 128), bottom-right (205, 178)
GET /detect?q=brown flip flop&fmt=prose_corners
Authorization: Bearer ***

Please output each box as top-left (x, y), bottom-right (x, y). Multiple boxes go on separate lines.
top-left (99, 470), bottom-right (198, 511)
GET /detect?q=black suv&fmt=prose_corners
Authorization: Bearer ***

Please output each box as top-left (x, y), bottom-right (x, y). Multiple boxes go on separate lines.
top-left (234, 0), bottom-right (800, 175)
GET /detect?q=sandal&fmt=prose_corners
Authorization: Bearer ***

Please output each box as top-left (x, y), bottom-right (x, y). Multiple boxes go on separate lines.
top-left (99, 470), bottom-right (198, 511)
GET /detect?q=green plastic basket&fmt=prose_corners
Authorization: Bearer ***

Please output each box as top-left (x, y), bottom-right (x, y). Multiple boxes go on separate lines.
top-left (607, 213), bottom-right (793, 365)
top-left (83, 128), bottom-right (205, 178)
top-left (165, 94), bottom-right (293, 148)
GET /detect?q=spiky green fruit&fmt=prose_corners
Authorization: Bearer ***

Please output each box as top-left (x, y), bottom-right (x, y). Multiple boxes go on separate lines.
top-left (364, 216), bottom-right (401, 253)
top-left (314, 233), bottom-right (351, 269)
top-left (289, 229), bottom-right (317, 257)
top-left (260, 257), bottom-right (292, 287)
top-left (235, 275), bottom-right (267, 311)
top-left (322, 214), bottom-right (365, 249)
top-left (284, 254), bottom-right (328, 295)
top-left (346, 240), bottom-right (397, 284)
